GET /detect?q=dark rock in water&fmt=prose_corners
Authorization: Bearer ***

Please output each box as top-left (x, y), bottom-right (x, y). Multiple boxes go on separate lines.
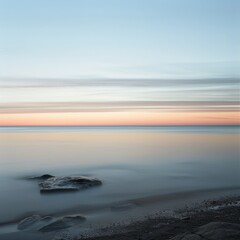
top-left (18, 215), bottom-right (41, 230)
top-left (38, 174), bottom-right (54, 180)
top-left (39, 215), bottom-right (86, 232)
top-left (29, 174), bottom-right (54, 180)
top-left (39, 176), bottom-right (102, 193)
top-left (62, 215), bottom-right (86, 223)
top-left (39, 219), bottom-right (71, 232)
top-left (40, 216), bottom-right (54, 222)
top-left (18, 214), bottom-right (85, 232)
top-left (17, 215), bottom-right (53, 230)
top-left (171, 222), bottom-right (240, 240)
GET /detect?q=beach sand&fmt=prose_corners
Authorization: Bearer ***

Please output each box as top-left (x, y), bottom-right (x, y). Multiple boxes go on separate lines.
top-left (1, 195), bottom-right (240, 240)
top-left (78, 195), bottom-right (240, 240)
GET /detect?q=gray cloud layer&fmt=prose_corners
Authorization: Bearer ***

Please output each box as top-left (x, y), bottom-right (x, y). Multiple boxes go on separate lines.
top-left (0, 77), bottom-right (239, 114)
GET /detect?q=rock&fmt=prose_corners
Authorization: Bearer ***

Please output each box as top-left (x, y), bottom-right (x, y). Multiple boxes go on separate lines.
top-left (17, 215), bottom-right (53, 230)
top-left (17, 214), bottom-right (86, 232)
top-left (29, 174), bottom-right (54, 180)
top-left (62, 215), bottom-right (86, 224)
top-left (171, 222), bottom-right (240, 240)
top-left (18, 215), bottom-right (41, 230)
top-left (39, 215), bottom-right (86, 232)
top-left (41, 216), bottom-right (54, 221)
top-left (18, 215), bottom-right (86, 232)
top-left (39, 176), bottom-right (102, 193)
top-left (38, 174), bottom-right (55, 180)
top-left (39, 219), bottom-right (71, 232)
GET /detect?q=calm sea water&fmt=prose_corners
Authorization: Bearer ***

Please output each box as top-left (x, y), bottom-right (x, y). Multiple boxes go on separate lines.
top-left (0, 126), bottom-right (239, 237)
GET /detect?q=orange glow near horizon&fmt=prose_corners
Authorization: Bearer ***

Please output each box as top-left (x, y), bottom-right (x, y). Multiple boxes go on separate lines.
top-left (0, 111), bottom-right (239, 126)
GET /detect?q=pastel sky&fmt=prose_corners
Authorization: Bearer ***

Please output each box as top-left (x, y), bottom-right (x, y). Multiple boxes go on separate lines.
top-left (0, 0), bottom-right (239, 126)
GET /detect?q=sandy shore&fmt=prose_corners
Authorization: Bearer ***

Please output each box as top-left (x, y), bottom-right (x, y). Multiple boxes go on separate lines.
top-left (77, 196), bottom-right (240, 240)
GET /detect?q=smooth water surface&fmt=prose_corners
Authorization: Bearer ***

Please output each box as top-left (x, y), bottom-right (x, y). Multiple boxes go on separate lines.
top-left (0, 126), bottom-right (239, 233)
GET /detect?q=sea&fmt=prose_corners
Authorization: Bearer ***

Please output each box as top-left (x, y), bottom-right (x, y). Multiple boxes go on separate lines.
top-left (0, 126), bottom-right (239, 239)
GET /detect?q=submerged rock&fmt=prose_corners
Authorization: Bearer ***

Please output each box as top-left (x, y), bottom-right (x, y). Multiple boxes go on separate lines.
top-left (39, 215), bottom-right (86, 232)
top-left (62, 215), bottom-right (86, 223)
top-left (28, 174), bottom-right (54, 180)
top-left (17, 215), bottom-right (53, 230)
top-left (39, 176), bottom-right (102, 193)
top-left (18, 215), bottom-right (41, 230)
top-left (18, 214), bottom-right (85, 232)
top-left (39, 219), bottom-right (71, 232)
top-left (171, 222), bottom-right (240, 240)
top-left (37, 174), bottom-right (54, 180)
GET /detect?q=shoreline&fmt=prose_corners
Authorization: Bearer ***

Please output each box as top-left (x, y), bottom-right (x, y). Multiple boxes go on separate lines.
top-left (0, 194), bottom-right (239, 240)
top-left (1, 186), bottom-right (240, 227)
top-left (77, 195), bottom-right (240, 240)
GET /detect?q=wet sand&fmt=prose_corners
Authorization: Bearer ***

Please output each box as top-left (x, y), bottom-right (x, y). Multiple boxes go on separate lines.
top-left (79, 195), bottom-right (240, 240)
top-left (1, 194), bottom-right (240, 240)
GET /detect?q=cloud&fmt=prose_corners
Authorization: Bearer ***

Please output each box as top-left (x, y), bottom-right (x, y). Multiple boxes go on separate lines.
top-left (0, 77), bottom-right (239, 88)
top-left (0, 101), bottom-right (239, 114)
top-left (0, 77), bottom-right (239, 115)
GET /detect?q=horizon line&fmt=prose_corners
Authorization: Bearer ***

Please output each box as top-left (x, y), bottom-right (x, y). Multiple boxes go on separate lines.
top-left (1, 124), bottom-right (239, 128)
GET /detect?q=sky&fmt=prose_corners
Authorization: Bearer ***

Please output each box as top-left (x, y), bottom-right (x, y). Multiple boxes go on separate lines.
top-left (0, 0), bottom-right (239, 126)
